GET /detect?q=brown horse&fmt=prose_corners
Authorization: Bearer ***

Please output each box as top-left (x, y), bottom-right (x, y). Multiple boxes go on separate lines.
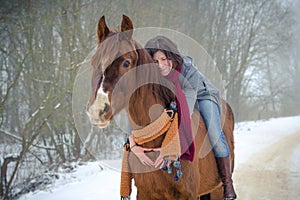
top-left (86, 15), bottom-right (235, 200)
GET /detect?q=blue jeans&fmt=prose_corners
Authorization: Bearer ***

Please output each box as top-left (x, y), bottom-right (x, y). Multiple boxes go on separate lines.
top-left (197, 99), bottom-right (230, 158)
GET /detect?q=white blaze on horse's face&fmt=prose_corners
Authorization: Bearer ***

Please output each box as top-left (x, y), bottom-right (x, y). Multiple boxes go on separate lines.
top-left (87, 75), bottom-right (111, 128)
top-left (87, 15), bottom-right (135, 129)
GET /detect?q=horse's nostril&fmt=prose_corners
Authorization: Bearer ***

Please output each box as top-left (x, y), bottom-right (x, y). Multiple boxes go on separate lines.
top-left (103, 103), bottom-right (109, 113)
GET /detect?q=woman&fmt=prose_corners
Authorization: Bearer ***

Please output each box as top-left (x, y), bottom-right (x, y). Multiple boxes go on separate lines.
top-left (129, 35), bottom-right (236, 199)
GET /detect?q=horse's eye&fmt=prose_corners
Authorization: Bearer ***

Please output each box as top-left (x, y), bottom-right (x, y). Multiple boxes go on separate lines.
top-left (123, 60), bottom-right (130, 68)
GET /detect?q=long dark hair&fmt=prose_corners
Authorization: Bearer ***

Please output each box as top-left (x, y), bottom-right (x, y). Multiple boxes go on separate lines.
top-left (145, 35), bottom-right (183, 70)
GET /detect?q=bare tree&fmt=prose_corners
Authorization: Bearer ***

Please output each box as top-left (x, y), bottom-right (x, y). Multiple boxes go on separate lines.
top-left (0, 0), bottom-right (298, 198)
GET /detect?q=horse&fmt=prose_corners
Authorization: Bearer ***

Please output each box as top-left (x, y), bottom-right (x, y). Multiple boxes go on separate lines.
top-left (86, 15), bottom-right (235, 200)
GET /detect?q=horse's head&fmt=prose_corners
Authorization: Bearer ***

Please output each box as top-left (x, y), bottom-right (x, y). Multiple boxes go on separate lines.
top-left (87, 15), bottom-right (175, 129)
top-left (86, 15), bottom-right (139, 128)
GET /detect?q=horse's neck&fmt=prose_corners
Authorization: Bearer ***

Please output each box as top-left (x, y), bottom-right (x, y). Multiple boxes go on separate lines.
top-left (127, 85), bottom-right (165, 130)
top-left (127, 43), bottom-right (173, 129)
top-left (126, 85), bottom-right (167, 149)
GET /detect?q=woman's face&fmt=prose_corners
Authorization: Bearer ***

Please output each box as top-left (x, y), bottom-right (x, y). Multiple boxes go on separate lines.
top-left (152, 50), bottom-right (173, 76)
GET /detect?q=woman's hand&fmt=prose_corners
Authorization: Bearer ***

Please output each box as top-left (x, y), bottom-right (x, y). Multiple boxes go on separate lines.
top-left (130, 146), bottom-right (154, 166)
top-left (129, 135), bottom-right (162, 167)
top-left (153, 151), bottom-right (164, 168)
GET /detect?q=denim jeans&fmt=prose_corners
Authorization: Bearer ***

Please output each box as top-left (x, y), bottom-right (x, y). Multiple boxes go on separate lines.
top-left (197, 99), bottom-right (230, 158)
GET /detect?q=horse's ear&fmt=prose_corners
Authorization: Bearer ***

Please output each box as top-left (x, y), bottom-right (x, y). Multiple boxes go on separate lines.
top-left (121, 15), bottom-right (133, 39)
top-left (97, 16), bottom-right (110, 43)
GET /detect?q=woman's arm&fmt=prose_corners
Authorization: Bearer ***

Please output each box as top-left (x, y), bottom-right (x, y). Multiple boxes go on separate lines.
top-left (128, 135), bottom-right (160, 167)
top-left (181, 71), bottom-right (199, 117)
top-left (128, 135), bottom-right (137, 149)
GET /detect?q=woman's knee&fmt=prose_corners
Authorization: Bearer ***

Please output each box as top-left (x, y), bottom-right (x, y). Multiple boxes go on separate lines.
top-left (212, 136), bottom-right (230, 157)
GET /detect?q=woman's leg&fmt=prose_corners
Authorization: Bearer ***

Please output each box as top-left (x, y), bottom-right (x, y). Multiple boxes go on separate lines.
top-left (197, 99), bottom-right (229, 157)
top-left (197, 99), bottom-right (236, 199)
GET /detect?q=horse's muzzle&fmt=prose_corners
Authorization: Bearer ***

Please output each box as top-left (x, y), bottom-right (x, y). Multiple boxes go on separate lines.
top-left (86, 90), bottom-right (112, 128)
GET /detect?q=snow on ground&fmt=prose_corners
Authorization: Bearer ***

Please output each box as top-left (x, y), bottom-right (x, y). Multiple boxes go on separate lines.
top-left (234, 115), bottom-right (300, 166)
top-left (19, 115), bottom-right (300, 200)
top-left (291, 145), bottom-right (300, 188)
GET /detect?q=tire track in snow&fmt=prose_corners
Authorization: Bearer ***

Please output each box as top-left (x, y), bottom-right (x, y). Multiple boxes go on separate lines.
top-left (233, 130), bottom-right (300, 199)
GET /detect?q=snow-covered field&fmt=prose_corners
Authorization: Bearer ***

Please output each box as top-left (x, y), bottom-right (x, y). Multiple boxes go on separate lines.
top-left (19, 115), bottom-right (300, 200)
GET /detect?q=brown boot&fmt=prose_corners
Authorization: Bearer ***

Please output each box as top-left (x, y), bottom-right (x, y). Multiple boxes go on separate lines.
top-left (216, 157), bottom-right (237, 200)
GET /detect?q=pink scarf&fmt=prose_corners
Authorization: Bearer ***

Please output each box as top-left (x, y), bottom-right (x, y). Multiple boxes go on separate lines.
top-left (166, 67), bottom-right (195, 162)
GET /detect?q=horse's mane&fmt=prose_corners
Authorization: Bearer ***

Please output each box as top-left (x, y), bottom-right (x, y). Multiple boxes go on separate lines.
top-left (91, 32), bottom-right (120, 71)
top-left (119, 40), bottom-right (176, 127)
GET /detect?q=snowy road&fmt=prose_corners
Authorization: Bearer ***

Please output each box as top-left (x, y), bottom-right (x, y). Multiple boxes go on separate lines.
top-left (234, 130), bottom-right (300, 199)
top-left (19, 116), bottom-right (300, 200)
